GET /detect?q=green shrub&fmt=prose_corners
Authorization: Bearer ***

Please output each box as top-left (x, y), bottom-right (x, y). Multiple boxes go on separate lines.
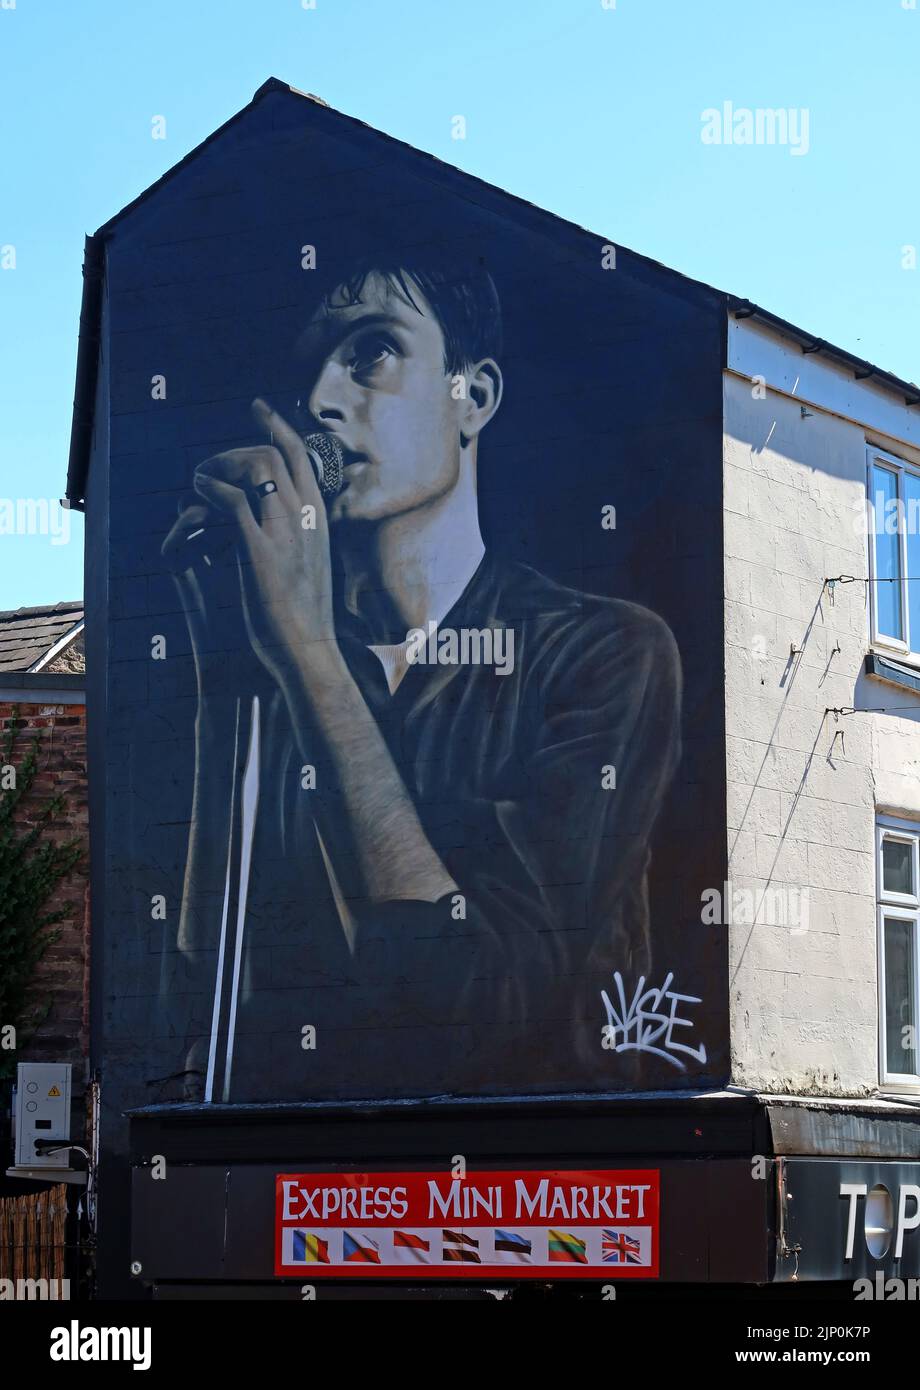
top-left (0, 707), bottom-right (83, 1080)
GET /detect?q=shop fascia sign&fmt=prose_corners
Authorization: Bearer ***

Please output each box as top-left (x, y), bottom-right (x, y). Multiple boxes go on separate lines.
top-left (841, 1180), bottom-right (920, 1260)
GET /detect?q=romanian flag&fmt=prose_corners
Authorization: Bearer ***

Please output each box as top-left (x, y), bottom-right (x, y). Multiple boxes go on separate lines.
top-left (343, 1232), bottom-right (381, 1263)
top-left (291, 1230), bottom-right (330, 1264)
top-left (547, 1230), bottom-right (588, 1263)
top-left (393, 1231), bottom-right (430, 1252)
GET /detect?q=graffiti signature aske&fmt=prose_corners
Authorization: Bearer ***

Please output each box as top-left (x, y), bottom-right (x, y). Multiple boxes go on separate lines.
top-left (601, 971), bottom-right (707, 1071)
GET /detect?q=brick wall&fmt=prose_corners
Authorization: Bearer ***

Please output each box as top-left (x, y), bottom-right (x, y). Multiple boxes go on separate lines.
top-left (0, 701), bottom-right (89, 1080)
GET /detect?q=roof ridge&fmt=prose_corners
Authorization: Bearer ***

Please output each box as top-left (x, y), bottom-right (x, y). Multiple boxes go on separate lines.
top-left (0, 601), bottom-right (83, 622)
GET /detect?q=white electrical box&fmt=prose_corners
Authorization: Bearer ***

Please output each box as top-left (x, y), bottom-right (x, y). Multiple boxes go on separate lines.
top-left (13, 1062), bottom-right (72, 1168)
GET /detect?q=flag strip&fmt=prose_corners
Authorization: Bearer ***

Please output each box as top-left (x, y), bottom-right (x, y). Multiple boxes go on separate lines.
top-left (442, 1229), bottom-right (479, 1248)
top-left (494, 1230), bottom-right (531, 1255)
top-left (393, 1231), bottom-right (430, 1251)
top-left (291, 1230), bottom-right (330, 1264)
top-left (547, 1229), bottom-right (588, 1263)
top-left (343, 1232), bottom-right (381, 1264)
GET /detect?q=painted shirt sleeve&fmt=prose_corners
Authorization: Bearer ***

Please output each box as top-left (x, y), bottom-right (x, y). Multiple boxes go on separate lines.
top-left (349, 603), bottom-right (683, 1063)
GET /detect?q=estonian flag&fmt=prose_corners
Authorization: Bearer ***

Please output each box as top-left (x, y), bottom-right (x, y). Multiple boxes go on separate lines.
top-left (494, 1230), bottom-right (531, 1257)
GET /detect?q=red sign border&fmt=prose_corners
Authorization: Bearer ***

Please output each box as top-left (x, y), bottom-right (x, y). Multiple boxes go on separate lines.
top-left (274, 1168), bottom-right (660, 1279)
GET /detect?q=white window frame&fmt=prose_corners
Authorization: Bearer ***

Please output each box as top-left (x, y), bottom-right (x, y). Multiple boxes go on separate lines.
top-left (866, 445), bottom-right (920, 662)
top-left (876, 816), bottom-right (920, 1091)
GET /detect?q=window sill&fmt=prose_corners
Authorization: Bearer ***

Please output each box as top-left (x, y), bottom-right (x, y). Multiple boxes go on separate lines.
top-left (865, 651), bottom-right (920, 695)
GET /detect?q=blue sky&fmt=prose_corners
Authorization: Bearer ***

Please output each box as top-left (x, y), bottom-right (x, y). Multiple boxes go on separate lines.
top-left (1, 0), bottom-right (918, 608)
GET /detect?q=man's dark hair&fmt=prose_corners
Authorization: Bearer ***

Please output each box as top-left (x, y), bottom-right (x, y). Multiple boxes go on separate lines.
top-left (316, 253), bottom-right (502, 375)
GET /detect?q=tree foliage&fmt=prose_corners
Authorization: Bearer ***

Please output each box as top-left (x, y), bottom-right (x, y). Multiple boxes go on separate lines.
top-left (0, 708), bottom-right (83, 1080)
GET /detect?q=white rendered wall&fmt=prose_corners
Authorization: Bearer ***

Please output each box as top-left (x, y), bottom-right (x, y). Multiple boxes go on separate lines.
top-left (723, 321), bottom-right (920, 1096)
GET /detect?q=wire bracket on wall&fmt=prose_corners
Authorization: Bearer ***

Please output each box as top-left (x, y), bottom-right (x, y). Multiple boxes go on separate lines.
top-left (827, 574), bottom-right (920, 586)
top-left (826, 705), bottom-right (920, 717)
top-left (824, 573), bottom-right (920, 611)
top-left (824, 575), bottom-right (863, 607)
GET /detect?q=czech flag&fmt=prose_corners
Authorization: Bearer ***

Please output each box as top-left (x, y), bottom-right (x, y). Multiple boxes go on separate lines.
top-left (343, 1232), bottom-right (381, 1263)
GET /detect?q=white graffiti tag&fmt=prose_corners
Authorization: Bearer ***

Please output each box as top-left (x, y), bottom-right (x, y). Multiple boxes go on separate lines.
top-left (601, 971), bottom-right (707, 1071)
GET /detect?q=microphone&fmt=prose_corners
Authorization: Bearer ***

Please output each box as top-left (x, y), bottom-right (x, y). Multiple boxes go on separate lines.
top-left (302, 430), bottom-right (345, 499)
top-left (178, 432), bottom-right (345, 565)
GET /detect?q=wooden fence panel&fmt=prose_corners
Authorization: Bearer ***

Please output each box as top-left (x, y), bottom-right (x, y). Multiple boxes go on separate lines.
top-left (0, 1184), bottom-right (68, 1284)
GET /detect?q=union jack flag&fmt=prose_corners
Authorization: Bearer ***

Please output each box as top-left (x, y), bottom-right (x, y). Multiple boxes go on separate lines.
top-left (602, 1230), bottom-right (642, 1264)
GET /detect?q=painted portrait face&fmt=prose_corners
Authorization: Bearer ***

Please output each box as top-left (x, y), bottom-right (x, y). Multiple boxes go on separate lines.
top-left (296, 271), bottom-right (466, 526)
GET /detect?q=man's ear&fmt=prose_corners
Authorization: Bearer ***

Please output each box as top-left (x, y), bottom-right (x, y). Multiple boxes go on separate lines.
top-left (458, 358), bottom-right (503, 445)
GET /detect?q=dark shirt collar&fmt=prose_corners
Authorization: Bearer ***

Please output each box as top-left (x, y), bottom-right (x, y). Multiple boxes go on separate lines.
top-left (333, 548), bottom-right (502, 647)
top-left (333, 549), bottom-right (513, 714)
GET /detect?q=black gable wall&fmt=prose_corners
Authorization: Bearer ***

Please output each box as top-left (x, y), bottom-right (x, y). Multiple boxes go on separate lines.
top-left (84, 85), bottom-right (728, 1295)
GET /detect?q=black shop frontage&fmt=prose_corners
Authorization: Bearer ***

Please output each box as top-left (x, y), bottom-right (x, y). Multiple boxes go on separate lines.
top-left (124, 1093), bottom-right (920, 1297)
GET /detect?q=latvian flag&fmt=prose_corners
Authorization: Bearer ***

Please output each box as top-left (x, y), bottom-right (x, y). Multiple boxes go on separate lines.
top-left (493, 1230), bottom-right (531, 1260)
top-left (442, 1230), bottom-right (481, 1263)
top-left (392, 1231), bottom-right (431, 1264)
top-left (290, 1230), bottom-right (330, 1264)
top-left (343, 1232), bottom-right (381, 1263)
top-left (602, 1230), bottom-right (642, 1265)
top-left (547, 1230), bottom-right (588, 1263)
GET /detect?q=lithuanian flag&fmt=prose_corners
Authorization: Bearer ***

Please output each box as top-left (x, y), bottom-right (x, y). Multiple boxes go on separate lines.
top-left (547, 1230), bottom-right (588, 1263)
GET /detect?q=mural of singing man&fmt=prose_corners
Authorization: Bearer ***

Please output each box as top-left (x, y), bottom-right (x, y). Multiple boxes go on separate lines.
top-left (161, 250), bottom-right (683, 1103)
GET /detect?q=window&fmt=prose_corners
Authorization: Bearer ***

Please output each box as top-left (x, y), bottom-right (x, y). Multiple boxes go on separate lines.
top-left (868, 446), bottom-right (920, 662)
top-left (876, 819), bottom-right (920, 1089)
